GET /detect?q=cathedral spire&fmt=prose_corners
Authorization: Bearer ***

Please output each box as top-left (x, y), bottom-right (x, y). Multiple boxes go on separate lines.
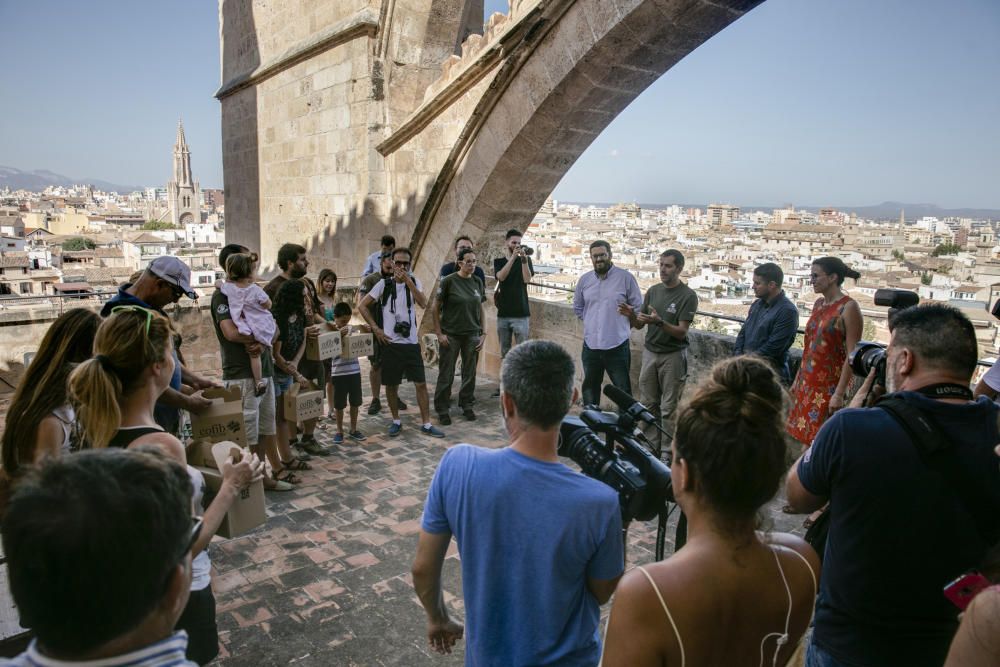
top-left (175, 118), bottom-right (187, 150)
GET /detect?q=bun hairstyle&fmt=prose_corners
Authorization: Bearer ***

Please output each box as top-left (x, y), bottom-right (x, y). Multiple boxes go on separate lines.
top-left (812, 256), bottom-right (861, 286)
top-left (674, 356), bottom-right (788, 526)
top-left (69, 308), bottom-right (173, 449)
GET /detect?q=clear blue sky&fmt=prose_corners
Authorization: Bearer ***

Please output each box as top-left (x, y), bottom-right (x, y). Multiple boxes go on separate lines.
top-left (1, 0), bottom-right (998, 208)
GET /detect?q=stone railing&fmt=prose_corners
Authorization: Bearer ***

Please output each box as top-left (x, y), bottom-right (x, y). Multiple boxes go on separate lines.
top-left (0, 288), bottom-right (797, 402)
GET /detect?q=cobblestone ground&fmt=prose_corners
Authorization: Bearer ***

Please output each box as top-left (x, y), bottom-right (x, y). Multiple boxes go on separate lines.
top-left (206, 362), bottom-right (807, 666)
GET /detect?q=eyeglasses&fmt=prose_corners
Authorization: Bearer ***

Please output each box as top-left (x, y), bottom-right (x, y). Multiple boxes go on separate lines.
top-left (111, 304), bottom-right (156, 334)
top-left (394, 261), bottom-right (411, 267)
top-left (180, 516), bottom-right (203, 561)
top-left (165, 281), bottom-right (185, 299)
top-left (163, 516), bottom-right (203, 590)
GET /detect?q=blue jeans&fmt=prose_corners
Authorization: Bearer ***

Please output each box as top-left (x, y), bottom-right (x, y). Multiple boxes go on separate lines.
top-left (497, 317), bottom-right (530, 358)
top-left (805, 641), bottom-right (851, 667)
top-left (581, 340), bottom-right (631, 407)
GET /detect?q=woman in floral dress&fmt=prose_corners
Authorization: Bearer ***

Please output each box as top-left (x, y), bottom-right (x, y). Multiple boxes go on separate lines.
top-left (786, 257), bottom-right (863, 449)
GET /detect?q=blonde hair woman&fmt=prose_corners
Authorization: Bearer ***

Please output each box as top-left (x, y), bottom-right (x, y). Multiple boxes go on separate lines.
top-left (70, 306), bottom-right (265, 664)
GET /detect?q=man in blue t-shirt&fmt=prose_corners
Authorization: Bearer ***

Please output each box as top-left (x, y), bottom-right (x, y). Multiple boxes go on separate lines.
top-left (786, 304), bottom-right (1000, 667)
top-left (412, 340), bottom-right (624, 666)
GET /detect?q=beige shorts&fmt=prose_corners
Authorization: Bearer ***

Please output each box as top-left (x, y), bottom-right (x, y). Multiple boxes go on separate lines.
top-left (224, 377), bottom-right (276, 446)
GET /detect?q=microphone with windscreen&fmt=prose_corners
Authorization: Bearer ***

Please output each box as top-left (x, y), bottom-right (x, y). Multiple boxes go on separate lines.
top-left (602, 384), bottom-right (657, 427)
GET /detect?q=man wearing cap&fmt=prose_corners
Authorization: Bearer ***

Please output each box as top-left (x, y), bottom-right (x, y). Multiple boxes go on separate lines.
top-left (101, 256), bottom-right (215, 435)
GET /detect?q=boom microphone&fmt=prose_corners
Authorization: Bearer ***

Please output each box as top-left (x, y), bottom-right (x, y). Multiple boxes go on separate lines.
top-left (603, 384), bottom-right (656, 426)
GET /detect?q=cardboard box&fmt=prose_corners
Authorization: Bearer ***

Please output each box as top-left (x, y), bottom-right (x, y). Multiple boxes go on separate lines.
top-left (186, 439), bottom-right (220, 470)
top-left (190, 386), bottom-right (246, 447)
top-left (306, 330), bottom-right (342, 361)
top-left (283, 381), bottom-right (325, 422)
top-left (341, 333), bottom-right (374, 360)
top-left (194, 442), bottom-right (266, 538)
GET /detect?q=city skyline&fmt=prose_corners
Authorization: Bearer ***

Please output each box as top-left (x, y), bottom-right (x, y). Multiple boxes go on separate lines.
top-left (1, 0), bottom-right (998, 208)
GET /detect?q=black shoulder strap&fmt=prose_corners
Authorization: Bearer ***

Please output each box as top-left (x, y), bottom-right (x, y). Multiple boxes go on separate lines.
top-left (877, 396), bottom-right (998, 548)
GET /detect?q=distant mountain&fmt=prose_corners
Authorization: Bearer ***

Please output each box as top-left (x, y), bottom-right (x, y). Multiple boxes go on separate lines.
top-left (0, 166), bottom-right (144, 194)
top-left (561, 200), bottom-right (1000, 220)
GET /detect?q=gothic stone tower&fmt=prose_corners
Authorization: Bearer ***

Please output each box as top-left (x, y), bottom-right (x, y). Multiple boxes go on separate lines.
top-left (168, 119), bottom-right (201, 226)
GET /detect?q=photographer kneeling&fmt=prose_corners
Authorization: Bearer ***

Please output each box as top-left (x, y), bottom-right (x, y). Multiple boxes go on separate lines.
top-left (786, 304), bottom-right (1000, 667)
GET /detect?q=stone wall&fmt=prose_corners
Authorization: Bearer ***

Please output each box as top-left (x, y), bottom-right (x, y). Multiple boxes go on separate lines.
top-left (218, 0), bottom-right (487, 279)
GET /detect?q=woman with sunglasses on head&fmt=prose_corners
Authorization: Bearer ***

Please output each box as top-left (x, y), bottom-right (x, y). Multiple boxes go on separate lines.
top-left (786, 257), bottom-right (862, 451)
top-left (602, 357), bottom-right (821, 667)
top-left (70, 306), bottom-right (265, 665)
top-left (0, 308), bottom-right (100, 508)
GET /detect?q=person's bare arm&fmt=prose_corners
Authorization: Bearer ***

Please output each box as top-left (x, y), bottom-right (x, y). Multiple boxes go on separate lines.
top-left (636, 313), bottom-right (691, 341)
top-left (944, 586), bottom-right (1000, 667)
top-left (404, 274), bottom-right (428, 309)
top-left (586, 574), bottom-right (622, 605)
top-left (433, 294), bottom-right (448, 348)
top-left (157, 386), bottom-right (212, 414)
top-left (601, 568), bottom-right (670, 667)
top-left (219, 318), bottom-right (256, 344)
top-left (831, 300), bottom-right (863, 412)
top-left (359, 294), bottom-right (390, 345)
top-left (33, 416), bottom-right (67, 462)
top-left (974, 377), bottom-right (998, 400)
top-left (785, 453), bottom-right (828, 513)
top-left (411, 529), bottom-right (464, 655)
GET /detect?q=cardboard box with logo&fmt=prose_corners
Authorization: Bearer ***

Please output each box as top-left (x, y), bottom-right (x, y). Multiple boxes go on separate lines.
top-left (341, 332), bottom-right (374, 360)
top-left (306, 329), bottom-right (342, 361)
top-left (190, 386), bottom-right (246, 447)
top-left (283, 381), bottom-right (325, 422)
top-left (186, 439), bottom-right (220, 469)
top-left (194, 442), bottom-right (266, 538)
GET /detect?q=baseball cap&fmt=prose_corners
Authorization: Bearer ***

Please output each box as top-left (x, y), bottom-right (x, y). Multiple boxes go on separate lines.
top-left (148, 256), bottom-right (197, 300)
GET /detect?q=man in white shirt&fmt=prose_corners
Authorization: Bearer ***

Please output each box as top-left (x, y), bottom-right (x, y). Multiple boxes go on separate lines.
top-left (359, 247), bottom-right (445, 439)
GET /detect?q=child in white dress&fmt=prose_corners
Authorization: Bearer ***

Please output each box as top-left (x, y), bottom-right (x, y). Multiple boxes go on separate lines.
top-left (221, 253), bottom-right (277, 396)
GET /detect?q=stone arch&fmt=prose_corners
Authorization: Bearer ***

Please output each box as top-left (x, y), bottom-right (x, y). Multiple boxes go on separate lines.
top-left (180, 212), bottom-right (194, 225)
top-left (407, 0), bottom-right (762, 287)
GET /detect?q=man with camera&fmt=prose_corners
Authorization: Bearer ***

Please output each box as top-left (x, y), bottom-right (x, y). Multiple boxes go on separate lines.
top-left (359, 251), bottom-right (406, 415)
top-left (494, 228), bottom-right (535, 354)
top-left (786, 303), bottom-right (1000, 667)
top-left (733, 262), bottom-right (799, 384)
top-left (359, 247), bottom-right (445, 438)
top-left (411, 340), bottom-right (624, 664)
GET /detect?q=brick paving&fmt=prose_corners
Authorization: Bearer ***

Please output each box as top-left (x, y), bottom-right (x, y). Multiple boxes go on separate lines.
top-left (207, 362), bottom-right (806, 666)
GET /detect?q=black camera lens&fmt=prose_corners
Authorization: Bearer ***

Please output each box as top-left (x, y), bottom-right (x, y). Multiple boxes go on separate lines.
top-left (849, 341), bottom-right (887, 381)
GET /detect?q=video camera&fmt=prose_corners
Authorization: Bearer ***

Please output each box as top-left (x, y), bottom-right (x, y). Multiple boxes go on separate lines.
top-left (558, 394), bottom-right (672, 523)
top-left (848, 288), bottom-right (920, 386)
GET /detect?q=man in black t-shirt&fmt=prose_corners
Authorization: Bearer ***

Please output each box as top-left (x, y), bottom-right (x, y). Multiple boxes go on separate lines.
top-left (493, 229), bottom-right (534, 373)
top-left (440, 235), bottom-right (487, 283)
top-left (786, 304), bottom-right (1000, 667)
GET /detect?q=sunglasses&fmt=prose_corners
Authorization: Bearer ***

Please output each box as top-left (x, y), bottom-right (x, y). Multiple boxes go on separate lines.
top-left (394, 260), bottom-right (411, 267)
top-left (110, 304), bottom-right (157, 334)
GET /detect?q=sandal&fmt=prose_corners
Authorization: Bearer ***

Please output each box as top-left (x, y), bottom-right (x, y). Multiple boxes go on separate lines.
top-left (281, 458), bottom-right (312, 471)
top-left (272, 469), bottom-right (302, 485)
top-left (263, 477), bottom-right (293, 492)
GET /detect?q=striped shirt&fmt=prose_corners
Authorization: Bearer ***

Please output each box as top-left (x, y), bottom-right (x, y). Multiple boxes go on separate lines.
top-left (331, 354), bottom-right (361, 377)
top-left (1, 632), bottom-right (194, 666)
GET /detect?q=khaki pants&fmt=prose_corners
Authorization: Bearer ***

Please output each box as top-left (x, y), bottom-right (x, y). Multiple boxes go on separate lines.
top-left (638, 347), bottom-right (687, 453)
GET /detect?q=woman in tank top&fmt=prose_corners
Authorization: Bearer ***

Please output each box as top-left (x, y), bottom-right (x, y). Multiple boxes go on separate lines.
top-left (0, 308), bottom-right (99, 509)
top-left (601, 357), bottom-right (821, 667)
top-left (70, 306), bottom-right (265, 665)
